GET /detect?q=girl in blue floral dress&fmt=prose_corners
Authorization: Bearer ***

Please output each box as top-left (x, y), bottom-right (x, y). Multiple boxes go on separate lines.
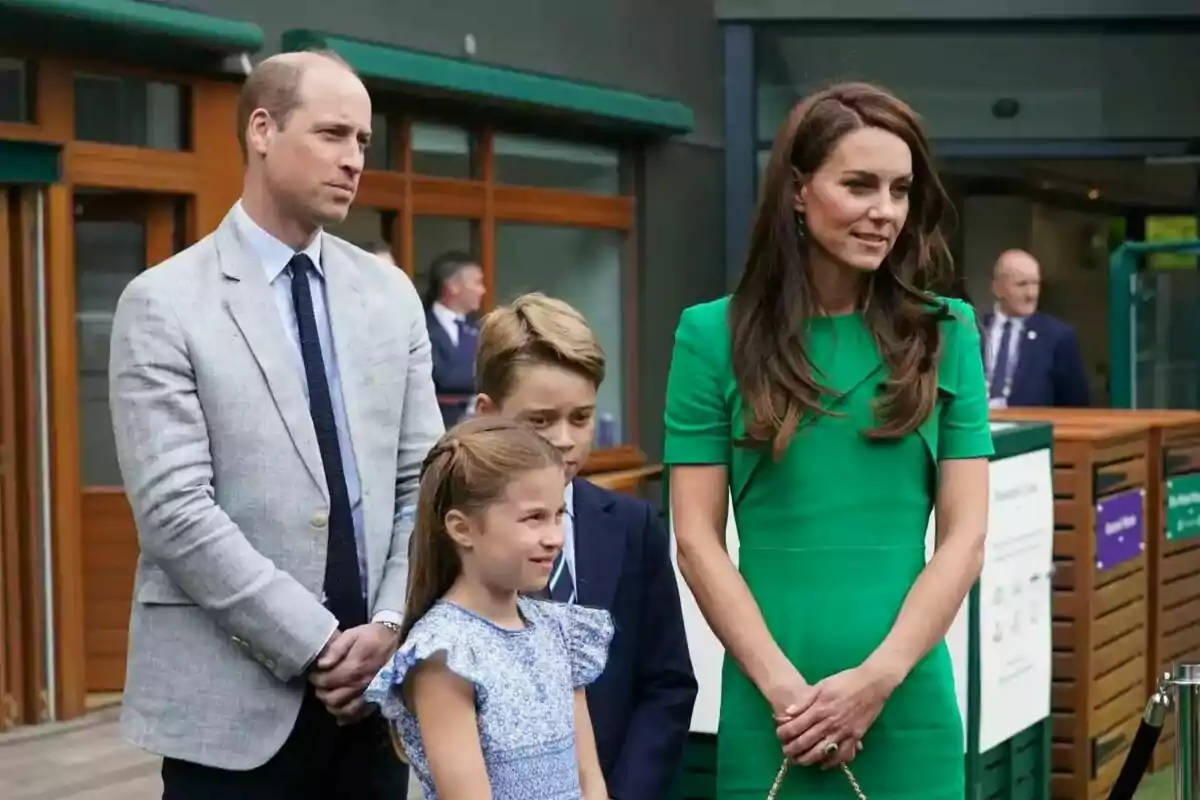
top-left (366, 417), bottom-right (614, 800)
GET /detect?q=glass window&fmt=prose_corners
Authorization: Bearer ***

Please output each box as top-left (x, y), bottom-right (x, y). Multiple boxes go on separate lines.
top-left (493, 134), bottom-right (620, 195)
top-left (411, 122), bottom-right (475, 179)
top-left (74, 73), bottom-right (190, 150)
top-left (75, 192), bottom-right (187, 485)
top-left (0, 58), bottom-right (34, 124)
top-left (75, 202), bottom-right (145, 486)
top-left (495, 224), bottom-right (626, 445)
top-left (330, 206), bottom-right (398, 262)
top-left (365, 112), bottom-right (391, 171)
top-left (413, 217), bottom-right (478, 305)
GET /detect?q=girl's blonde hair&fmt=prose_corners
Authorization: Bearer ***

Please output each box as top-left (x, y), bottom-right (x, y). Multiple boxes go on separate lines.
top-left (400, 416), bottom-right (565, 643)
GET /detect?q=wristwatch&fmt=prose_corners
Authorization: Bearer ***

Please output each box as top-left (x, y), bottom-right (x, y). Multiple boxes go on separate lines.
top-left (375, 619), bottom-right (403, 638)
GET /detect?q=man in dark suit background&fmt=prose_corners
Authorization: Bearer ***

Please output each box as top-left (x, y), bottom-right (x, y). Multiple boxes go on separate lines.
top-left (984, 248), bottom-right (1090, 407)
top-left (473, 292), bottom-right (697, 799)
top-left (423, 251), bottom-right (486, 426)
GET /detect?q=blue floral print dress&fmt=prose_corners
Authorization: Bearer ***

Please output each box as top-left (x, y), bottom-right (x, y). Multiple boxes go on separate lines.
top-left (365, 596), bottom-right (614, 800)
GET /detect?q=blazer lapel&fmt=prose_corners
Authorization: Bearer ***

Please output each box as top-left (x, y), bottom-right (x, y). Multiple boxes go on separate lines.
top-left (323, 245), bottom-right (372, 511)
top-left (571, 479), bottom-right (624, 610)
top-left (426, 312), bottom-right (450, 356)
top-left (1010, 313), bottom-right (1041, 397)
top-left (215, 215), bottom-right (328, 499)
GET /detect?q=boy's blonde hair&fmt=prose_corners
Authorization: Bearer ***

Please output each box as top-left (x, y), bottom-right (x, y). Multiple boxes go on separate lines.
top-left (476, 293), bottom-right (606, 401)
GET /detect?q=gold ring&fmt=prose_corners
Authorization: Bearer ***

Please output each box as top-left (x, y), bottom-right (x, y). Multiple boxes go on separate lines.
top-left (823, 741), bottom-right (839, 756)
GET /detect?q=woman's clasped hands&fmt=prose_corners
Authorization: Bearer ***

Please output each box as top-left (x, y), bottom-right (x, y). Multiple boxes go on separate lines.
top-left (771, 660), bottom-right (901, 770)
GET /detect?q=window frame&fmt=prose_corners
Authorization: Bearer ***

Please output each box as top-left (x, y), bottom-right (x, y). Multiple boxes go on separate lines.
top-left (355, 107), bottom-right (642, 458)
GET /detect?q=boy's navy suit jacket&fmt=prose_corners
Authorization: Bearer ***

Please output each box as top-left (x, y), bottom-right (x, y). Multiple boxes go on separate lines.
top-left (571, 477), bottom-right (697, 799)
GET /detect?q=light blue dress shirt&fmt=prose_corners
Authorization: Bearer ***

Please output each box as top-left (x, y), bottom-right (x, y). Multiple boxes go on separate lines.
top-left (561, 482), bottom-right (576, 601)
top-left (231, 203), bottom-right (372, 599)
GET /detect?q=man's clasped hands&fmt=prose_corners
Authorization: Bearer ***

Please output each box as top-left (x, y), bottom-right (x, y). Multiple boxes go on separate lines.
top-left (769, 657), bottom-right (904, 770)
top-left (308, 622), bottom-right (403, 724)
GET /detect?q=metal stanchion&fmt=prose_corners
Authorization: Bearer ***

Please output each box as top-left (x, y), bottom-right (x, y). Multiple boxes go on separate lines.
top-left (1106, 675), bottom-right (1172, 800)
top-left (1177, 664), bottom-right (1199, 800)
top-left (1104, 664), bottom-right (1200, 800)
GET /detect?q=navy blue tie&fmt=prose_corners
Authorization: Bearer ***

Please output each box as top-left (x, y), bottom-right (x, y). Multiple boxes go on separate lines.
top-left (990, 319), bottom-right (1014, 400)
top-left (455, 317), bottom-right (476, 357)
top-left (289, 253), bottom-right (365, 629)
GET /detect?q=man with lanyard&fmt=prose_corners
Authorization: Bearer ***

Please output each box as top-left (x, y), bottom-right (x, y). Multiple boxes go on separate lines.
top-left (983, 249), bottom-right (1090, 408)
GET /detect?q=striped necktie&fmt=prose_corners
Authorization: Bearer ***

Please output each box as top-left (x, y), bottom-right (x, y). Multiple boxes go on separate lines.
top-left (548, 551), bottom-right (576, 604)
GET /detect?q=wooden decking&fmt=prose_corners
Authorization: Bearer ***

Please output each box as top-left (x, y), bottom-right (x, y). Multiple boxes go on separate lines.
top-left (0, 709), bottom-right (160, 800)
top-left (0, 708), bottom-right (425, 799)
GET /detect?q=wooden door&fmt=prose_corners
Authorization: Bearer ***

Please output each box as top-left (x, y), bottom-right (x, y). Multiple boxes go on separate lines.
top-left (0, 185), bottom-right (48, 728)
top-left (74, 190), bottom-right (187, 694)
top-left (0, 186), bottom-right (19, 728)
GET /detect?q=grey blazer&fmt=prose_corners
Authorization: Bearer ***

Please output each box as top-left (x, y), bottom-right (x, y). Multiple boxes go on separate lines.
top-left (108, 209), bottom-right (443, 770)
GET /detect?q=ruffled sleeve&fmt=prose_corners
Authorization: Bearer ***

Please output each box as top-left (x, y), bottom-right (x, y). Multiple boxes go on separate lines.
top-left (544, 602), bottom-right (615, 688)
top-left (364, 624), bottom-right (488, 721)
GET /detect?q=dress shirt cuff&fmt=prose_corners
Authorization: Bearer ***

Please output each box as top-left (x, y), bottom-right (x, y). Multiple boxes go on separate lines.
top-left (371, 610), bottom-right (404, 627)
top-left (303, 620), bottom-right (341, 674)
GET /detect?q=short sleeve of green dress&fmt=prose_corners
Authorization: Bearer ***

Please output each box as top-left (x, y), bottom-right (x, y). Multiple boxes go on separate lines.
top-left (664, 295), bottom-right (992, 799)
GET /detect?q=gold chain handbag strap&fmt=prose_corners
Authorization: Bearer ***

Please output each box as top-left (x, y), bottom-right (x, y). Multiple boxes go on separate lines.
top-left (766, 758), bottom-right (867, 800)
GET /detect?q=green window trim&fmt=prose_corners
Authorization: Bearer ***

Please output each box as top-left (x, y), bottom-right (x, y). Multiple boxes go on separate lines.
top-left (0, 0), bottom-right (263, 54)
top-left (0, 140), bottom-right (61, 184)
top-left (281, 29), bottom-right (695, 137)
top-left (1108, 238), bottom-right (1200, 409)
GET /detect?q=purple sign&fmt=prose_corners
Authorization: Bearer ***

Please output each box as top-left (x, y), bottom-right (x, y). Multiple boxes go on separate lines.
top-left (1095, 489), bottom-right (1146, 572)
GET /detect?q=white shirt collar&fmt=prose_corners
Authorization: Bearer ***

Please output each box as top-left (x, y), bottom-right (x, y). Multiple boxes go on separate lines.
top-left (564, 481), bottom-right (575, 518)
top-left (992, 305), bottom-right (1027, 327)
top-left (431, 301), bottom-right (463, 329)
top-left (232, 200), bottom-right (323, 283)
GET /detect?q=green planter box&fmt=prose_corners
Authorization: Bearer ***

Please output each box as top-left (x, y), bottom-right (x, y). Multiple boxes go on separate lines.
top-left (667, 422), bottom-right (1054, 800)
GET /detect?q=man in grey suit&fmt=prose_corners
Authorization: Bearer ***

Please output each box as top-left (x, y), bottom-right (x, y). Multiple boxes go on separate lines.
top-left (108, 49), bottom-right (442, 798)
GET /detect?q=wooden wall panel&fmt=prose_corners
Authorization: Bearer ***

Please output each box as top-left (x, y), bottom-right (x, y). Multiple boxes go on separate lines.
top-left (80, 489), bottom-right (136, 692)
top-left (65, 143), bottom-right (198, 194)
top-left (0, 188), bottom-right (18, 729)
top-left (45, 184), bottom-right (86, 720)
top-left (14, 189), bottom-right (48, 723)
top-left (192, 79), bottom-right (244, 237)
top-left (493, 186), bottom-right (633, 229)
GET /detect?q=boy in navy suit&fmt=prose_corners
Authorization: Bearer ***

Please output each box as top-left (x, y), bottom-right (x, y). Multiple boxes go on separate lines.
top-left (473, 293), bottom-right (697, 799)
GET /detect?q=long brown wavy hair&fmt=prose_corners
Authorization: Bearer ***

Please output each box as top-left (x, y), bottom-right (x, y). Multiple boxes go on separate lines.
top-left (400, 416), bottom-right (564, 644)
top-left (730, 82), bottom-right (956, 460)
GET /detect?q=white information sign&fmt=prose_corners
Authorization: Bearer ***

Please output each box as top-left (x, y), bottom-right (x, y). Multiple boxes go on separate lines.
top-left (669, 493), bottom-right (738, 734)
top-left (924, 513), bottom-right (971, 754)
top-left (977, 448), bottom-right (1055, 752)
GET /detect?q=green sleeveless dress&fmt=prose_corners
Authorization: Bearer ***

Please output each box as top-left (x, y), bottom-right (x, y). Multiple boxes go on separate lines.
top-left (663, 296), bottom-right (993, 799)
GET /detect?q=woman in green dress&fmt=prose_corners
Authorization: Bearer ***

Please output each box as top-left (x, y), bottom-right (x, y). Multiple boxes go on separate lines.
top-left (664, 83), bottom-right (993, 798)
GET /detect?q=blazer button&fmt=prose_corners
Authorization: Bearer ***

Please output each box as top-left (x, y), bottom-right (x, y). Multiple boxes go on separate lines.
top-left (311, 512), bottom-right (329, 529)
